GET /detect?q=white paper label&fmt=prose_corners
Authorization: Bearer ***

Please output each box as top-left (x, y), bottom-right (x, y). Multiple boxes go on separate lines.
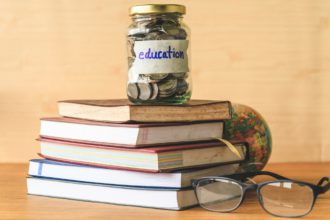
top-left (129, 40), bottom-right (189, 82)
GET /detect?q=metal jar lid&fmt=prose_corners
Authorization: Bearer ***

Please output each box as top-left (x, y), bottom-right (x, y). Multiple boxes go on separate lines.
top-left (129, 4), bottom-right (186, 16)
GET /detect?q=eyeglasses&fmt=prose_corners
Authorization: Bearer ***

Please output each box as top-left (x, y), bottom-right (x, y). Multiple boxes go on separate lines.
top-left (192, 171), bottom-right (330, 218)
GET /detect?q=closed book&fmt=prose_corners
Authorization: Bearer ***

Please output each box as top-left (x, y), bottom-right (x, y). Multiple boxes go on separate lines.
top-left (40, 117), bottom-right (224, 147)
top-left (28, 159), bottom-right (239, 188)
top-left (58, 99), bottom-right (231, 123)
top-left (38, 138), bottom-right (248, 172)
top-left (27, 177), bottom-right (197, 210)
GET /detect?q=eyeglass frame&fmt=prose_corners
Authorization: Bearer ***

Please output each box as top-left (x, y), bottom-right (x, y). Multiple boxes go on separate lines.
top-left (191, 171), bottom-right (330, 218)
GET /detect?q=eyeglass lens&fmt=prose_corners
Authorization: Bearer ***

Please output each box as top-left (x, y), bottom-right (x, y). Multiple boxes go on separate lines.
top-left (195, 179), bottom-right (243, 212)
top-left (259, 181), bottom-right (314, 217)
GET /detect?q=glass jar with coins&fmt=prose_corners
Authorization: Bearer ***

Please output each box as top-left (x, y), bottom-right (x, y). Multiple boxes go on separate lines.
top-left (127, 4), bottom-right (191, 104)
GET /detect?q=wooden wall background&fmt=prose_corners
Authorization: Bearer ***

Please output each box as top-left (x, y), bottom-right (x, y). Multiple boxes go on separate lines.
top-left (0, 0), bottom-right (329, 162)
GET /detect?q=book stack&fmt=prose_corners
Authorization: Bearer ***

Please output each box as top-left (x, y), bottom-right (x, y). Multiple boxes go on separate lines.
top-left (27, 99), bottom-right (248, 210)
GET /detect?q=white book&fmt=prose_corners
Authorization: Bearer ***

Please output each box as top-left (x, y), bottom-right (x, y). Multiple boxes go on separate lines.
top-left (27, 177), bottom-right (197, 210)
top-left (29, 159), bottom-right (239, 188)
top-left (40, 117), bottom-right (224, 147)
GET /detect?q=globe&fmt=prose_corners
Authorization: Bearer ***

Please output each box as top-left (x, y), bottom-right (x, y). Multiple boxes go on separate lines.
top-left (223, 103), bottom-right (272, 172)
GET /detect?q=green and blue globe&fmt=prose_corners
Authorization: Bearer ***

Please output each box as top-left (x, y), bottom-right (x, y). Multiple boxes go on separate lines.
top-left (223, 104), bottom-right (272, 172)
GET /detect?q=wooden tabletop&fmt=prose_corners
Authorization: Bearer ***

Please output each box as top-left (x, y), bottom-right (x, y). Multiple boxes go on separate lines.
top-left (1, 163), bottom-right (329, 220)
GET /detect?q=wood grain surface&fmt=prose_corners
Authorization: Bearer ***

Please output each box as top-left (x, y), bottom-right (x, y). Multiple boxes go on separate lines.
top-left (1, 162), bottom-right (330, 220)
top-left (0, 0), bottom-right (329, 162)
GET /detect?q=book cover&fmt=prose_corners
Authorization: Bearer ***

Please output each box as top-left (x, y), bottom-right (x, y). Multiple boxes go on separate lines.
top-left (58, 99), bottom-right (232, 122)
top-left (38, 138), bottom-right (248, 172)
top-left (40, 117), bottom-right (224, 147)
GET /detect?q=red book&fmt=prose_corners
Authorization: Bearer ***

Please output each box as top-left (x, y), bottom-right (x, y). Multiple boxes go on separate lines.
top-left (38, 137), bottom-right (248, 172)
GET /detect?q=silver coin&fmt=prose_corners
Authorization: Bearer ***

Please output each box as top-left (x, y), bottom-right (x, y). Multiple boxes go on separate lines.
top-left (145, 31), bottom-right (175, 40)
top-left (127, 83), bottom-right (139, 99)
top-left (144, 20), bottom-right (158, 28)
top-left (128, 27), bottom-right (149, 36)
top-left (161, 19), bottom-right (179, 28)
top-left (144, 32), bottom-right (162, 40)
top-left (176, 79), bottom-right (188, 95)
top-left (158, 78), bottom-right (178, 97)
top-left (171, 72), bottom-right (187, 79)
top-left (149, 74), bottom-right (169, 81)
top-left (159, 89), bottom-right (177, 98)
top-left (158, 78), bottom-right (177, 92)
top-left (138, 74), bottom-right (149, 80)
top-left (138, 74), bottom-right (157, 83)
top-left (174, 28), bottom-right (187, 40)
top-left (137, 83), bottom-right (152, 100)
top-left (150, 83), bottom-right (159, 100)
top-left (165, 26), bottom-right (181, 36)
top-left (127, 38), bottom-right (136, 58)
top-left (128, 57), bottom-right (135, 69)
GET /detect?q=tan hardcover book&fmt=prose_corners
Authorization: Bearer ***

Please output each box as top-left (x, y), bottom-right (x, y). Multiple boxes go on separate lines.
top-left (38, 137), bottom-right (248, 172)
top-left (58, 99), bottom-right (231, 122)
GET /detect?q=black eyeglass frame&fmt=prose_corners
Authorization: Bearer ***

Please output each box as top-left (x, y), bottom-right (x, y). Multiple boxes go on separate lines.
top-left (191, 171), bottom-right (330, 218)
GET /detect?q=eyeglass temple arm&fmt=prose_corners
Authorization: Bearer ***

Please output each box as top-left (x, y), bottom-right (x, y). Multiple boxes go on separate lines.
top-left (225, 171), bottom-right (291, 181)
top-left (317, 177), bottom-right (330, 194)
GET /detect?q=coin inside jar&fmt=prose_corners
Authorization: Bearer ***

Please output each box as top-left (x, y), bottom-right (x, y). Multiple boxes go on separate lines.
top-left (158, 78), bottom-right (178, 97)
top-left (150, 83), bottom-right (159, 100)
top-left (128, 27), bottom-right (149, 36)
top-left (171, 72), bottom-right (187, 79)
top-left (148, 73), bottom-right (169, 81)
top-left (145, 31), bottom-right (175, 40)
top-left (137, 82), bottom-right (153, 100)
top-left (176, 79), bottom-right (188, 95)
top-left (138, 74), bottom-right (157, 83)
top-left (127, 83), bottom-right (139, 99)
top-left (128, 57), bottom-right (135, 69)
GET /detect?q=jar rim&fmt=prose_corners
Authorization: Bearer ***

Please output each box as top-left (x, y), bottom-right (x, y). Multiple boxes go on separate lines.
top-left (129, 4), bottom-right (186, 16)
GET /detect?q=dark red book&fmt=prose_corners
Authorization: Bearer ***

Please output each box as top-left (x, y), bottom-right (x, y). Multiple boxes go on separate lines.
top-left (38, 137), bottom-right (248, 172)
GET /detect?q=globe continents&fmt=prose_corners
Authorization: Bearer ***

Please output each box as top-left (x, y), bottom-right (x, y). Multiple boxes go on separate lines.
top-left (223, 103), bottom-right (272, 172)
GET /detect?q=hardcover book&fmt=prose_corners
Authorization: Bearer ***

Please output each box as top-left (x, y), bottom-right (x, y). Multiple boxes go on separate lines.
top-left (38, 138), bottom-right (248, 172)
top-left (27, 177), bottom-right (197, 210)
top-left (28, 159), bottom-right (239, 188)
top-left (58, 99), bottom-right (232, 122)
top-left (40, 117), bottom-right (224, 147)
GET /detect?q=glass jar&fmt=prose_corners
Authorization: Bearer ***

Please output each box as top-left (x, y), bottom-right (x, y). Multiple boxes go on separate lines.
top-left (127, 4), bottom-right (191, 104)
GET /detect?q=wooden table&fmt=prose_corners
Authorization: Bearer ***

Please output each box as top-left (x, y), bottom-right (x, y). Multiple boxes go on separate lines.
top-left (1, 163), bottom-right (329, 220)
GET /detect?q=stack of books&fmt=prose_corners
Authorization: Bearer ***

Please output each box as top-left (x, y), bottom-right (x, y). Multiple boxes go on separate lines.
top-left (27, 99), bottom-right (248, 210)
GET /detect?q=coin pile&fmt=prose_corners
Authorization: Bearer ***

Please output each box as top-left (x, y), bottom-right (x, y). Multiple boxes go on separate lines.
top-left (127, 15), bottom-right (190, 102)
top-left (127, 73), bottom-right (189, 101)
